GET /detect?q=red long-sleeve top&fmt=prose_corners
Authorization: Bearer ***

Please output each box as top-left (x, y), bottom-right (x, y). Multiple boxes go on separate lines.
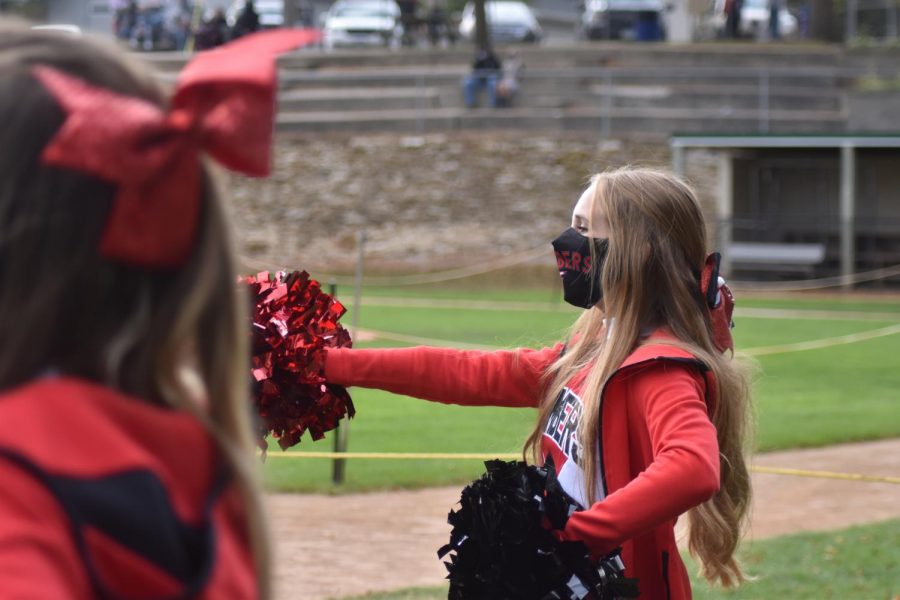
top-left (325, 336), bottom-right (720, 600)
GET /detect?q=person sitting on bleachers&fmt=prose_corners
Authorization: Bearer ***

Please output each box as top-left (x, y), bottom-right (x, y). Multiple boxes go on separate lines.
top-left (462, 48), bottom-right (502, 109)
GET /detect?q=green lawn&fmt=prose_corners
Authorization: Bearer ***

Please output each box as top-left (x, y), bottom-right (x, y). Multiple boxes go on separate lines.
top-left (262, 290), bottom-right (900, 493)
top-left (752, 331), bottom-right (900, 450)
top-left (337, 519), bottom-right (900, 600)
top-left (354, 303), bottom-right (575, 347)
top-left (264, 390), bottom-right (535, 492)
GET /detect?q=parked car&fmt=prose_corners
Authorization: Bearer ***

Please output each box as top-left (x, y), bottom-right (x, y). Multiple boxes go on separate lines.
top-left (227, 0), bottom-right (287, 29)
top-left (322, 0), bottom-right (402, 49)
top-left (458, 1), bottom-right (542, 44)
top-left (708, 0), bottom-right (798, 38)
top-left (581, 0), bottom-right (667, 41)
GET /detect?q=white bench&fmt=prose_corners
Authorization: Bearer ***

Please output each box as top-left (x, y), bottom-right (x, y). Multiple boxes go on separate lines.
top-left (728, 242), bottom-right (826, 276)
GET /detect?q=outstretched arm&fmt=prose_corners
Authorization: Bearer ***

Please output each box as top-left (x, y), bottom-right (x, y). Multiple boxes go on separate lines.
top-left (325, 344), bottom-right (564, 408)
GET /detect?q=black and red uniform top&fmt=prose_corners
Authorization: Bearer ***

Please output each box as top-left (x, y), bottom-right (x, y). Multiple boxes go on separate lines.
top-left (0, 377), bottom-right (257, 599)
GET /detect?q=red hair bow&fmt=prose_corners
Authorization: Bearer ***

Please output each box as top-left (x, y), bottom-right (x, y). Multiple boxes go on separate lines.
top-left (33, 29), bottom-right (321, 268)
top-left (699, 252), bottom-right (735, 353)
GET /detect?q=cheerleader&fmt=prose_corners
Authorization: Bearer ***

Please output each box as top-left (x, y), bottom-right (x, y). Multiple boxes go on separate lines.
top-left (325, 168), bottom-right (753, 599)
top-left (0, 22), bottom-right (313, 599)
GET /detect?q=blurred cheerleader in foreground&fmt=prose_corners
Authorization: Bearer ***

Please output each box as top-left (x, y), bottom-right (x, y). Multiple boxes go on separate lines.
top-left (0, 21), bottom-right (317, 599)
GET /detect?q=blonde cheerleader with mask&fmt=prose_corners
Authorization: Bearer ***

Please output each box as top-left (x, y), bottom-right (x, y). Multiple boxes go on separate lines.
top-left (324, 168), bottom-right (753, 599)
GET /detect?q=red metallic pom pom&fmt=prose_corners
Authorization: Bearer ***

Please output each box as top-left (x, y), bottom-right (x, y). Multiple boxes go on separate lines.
top-left (242, 270), bottom-right (354, 452)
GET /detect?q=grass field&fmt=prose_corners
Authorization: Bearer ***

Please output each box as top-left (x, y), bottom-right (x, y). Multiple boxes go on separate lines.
top-left (263, 285), bottom-right (900, 493)
top-left (338, 518), bottom-right (900, 600)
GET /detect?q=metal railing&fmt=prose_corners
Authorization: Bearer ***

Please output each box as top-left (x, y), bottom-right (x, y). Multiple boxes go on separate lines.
top-left (271, 63), bottom-right (900, 135)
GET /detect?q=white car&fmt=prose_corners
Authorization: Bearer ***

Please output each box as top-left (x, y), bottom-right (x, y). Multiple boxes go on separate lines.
top-left (322, 0), bottom-right (401, 49)
top-left (710, 0), bottom-right (798, 38)
top-left (459, 1), bottom-right (542, 44)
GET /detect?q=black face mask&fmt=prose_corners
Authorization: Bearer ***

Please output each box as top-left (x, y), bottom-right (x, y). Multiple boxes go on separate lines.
top-left (551, 228), bottom-right (609, 309)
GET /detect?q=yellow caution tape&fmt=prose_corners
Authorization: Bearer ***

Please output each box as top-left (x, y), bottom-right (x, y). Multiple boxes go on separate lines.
top-left (750, 465), bottom-right (900, 485)
top-left (263, 451), bottom-right (900, 484)
top-left (265, 451), bottom-right (520, 460)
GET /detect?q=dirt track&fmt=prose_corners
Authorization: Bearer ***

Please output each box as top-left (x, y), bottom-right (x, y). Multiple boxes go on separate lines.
top-left (267, 438), bottom-right (900, 600)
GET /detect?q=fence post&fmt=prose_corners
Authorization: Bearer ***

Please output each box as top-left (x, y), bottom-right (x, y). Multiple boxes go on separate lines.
top-left (331, 230), bottom-right (366, 485)
top-left (839, 144), bottom-right (856, 289)
top-left (758, 69), bottom-right (770, 134)
top-left (416, 72), bottom-right (426, 135)
top-left (601, 70), bottom-right (612, 139)
top-left (846, 0), bottom-right (858, 41)
top-left (671, 144), bottom-right (685, 178)
top-left (351, 229), bottom-right (365, 344)
top-left (716, 151), bottom-right (734, 277)
top-left (329, 280), bottom-right (346, 485)
top-left (184, 1), bottom-right (204, 52)
top-left (887, 0), bottom-right (898, 40)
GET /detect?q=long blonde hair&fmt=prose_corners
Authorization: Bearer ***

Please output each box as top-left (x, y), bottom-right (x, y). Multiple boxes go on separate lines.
top-left (525, 167), bottom-right (753, 587)
top-left (0, 22), bottom-right (271, 597)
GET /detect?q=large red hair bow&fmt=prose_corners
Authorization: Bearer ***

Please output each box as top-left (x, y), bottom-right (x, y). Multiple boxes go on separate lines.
top-left (699, 252), bottom-right (735, 353)
top-left (33, 29), bottom-right (320, 268)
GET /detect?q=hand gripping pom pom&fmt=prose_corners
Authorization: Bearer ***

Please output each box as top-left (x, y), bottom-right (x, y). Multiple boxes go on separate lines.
top-left (241, 270), bottom-right (354, 453)
top-left (437, 458), bottom-right (639, 600)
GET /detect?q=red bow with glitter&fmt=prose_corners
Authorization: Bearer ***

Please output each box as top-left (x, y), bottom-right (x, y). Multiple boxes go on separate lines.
top-left (699, 252), bottom-right (735, 352)
top-left (32, 29), bottom-right (321, 268)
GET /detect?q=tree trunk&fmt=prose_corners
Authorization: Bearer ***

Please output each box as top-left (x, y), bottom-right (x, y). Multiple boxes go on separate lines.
top-left (809, 0), bottom-right (841, 42)
top-left (474, 0), bottom-right (491, 51)
top-left (284, 0), bottom-right (299, 27)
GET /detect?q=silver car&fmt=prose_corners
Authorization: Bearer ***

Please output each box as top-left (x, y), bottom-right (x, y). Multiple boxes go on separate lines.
top-left (459, 1), bottom-right (542, 44)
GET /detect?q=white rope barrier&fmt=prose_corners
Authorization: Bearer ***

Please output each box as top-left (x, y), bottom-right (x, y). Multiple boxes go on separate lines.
top-left (356, 321), bottom-right (900, 357)
top-left (729, 263), bottom-right (900, 292)
top-left (744, 323), bottom-right (900, 356)
top-left (241, 246), bottom-right (900, 290)
top-left (240, 243), bottom-right (553, 287)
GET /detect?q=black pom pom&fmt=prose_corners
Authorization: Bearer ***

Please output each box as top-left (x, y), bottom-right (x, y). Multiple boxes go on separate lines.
top-left (438, 458), bottom-right (640, 600)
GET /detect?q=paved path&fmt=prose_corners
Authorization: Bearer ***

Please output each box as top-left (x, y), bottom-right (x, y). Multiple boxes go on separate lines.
top-left (268, 438), bottom-right (900, 600)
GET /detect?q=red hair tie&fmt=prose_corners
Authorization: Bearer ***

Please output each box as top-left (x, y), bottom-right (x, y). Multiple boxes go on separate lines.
top-left (699, 252), bottom-right (735, 352)
top-left (32, 29), bottom-right (321, 268)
